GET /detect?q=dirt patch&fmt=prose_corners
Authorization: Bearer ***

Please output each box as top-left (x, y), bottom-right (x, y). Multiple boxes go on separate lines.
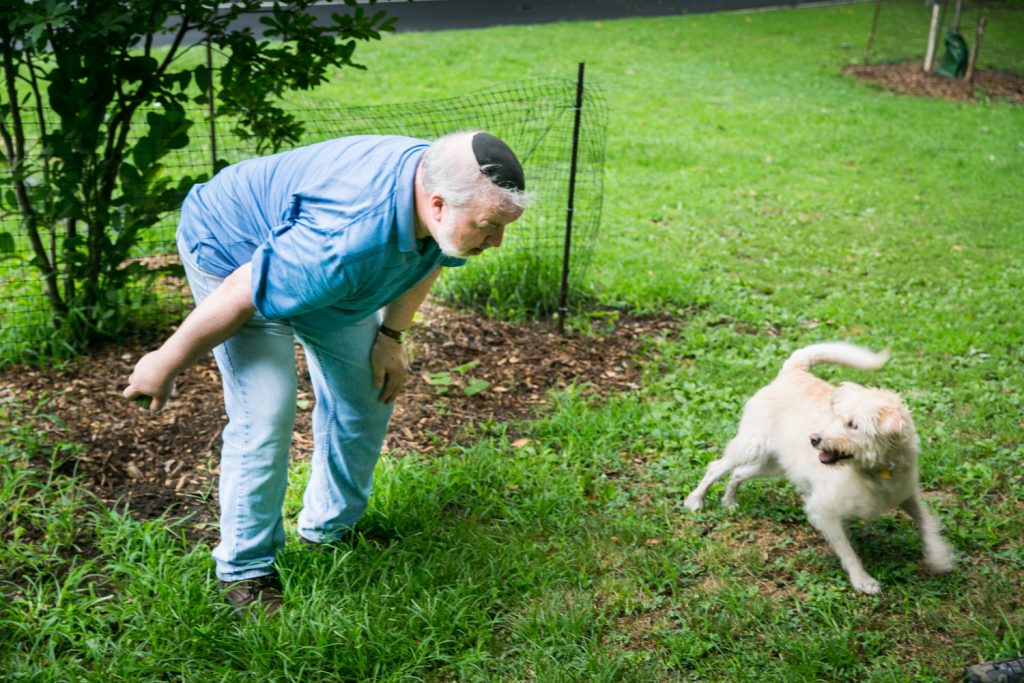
top-left (1, 300), bottom-right (680, 537)
top-left (845, 62), bottom-right (1024, 103)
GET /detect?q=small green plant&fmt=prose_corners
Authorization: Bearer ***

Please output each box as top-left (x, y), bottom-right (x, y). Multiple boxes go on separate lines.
top-left (423, 359), bottom-right (491, 396)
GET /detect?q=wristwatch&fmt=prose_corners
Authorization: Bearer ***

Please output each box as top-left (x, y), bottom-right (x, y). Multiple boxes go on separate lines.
top-left (378, 324), bottom-right (405, 343)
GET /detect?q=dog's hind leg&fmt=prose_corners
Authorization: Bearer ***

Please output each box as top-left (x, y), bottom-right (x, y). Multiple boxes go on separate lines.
top-left (684, 437), bottom-right (762, 511)
top-left (684, 458), bottom-right (731, 511)
top-left (806, 508), bottom-right (881, 594)
top-left (721, 459), bottom-right (782, 508)
top-left (900, 494), bottom-right (955, 575)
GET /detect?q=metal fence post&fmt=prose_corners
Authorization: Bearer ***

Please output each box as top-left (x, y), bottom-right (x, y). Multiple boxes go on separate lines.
top-left (206, 31), bottom-right (217, 176)
top-left (557, 62), bottom-right (585, 335)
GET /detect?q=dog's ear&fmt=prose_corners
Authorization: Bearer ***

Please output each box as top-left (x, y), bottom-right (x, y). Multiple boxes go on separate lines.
top-left (831, 382), bottom-right (855, 406)
top-left (874, 406), bottom-right (906, 435)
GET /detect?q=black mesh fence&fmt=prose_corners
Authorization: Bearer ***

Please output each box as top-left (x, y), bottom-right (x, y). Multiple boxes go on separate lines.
top-left (0, 75), bottom-right (607, 361)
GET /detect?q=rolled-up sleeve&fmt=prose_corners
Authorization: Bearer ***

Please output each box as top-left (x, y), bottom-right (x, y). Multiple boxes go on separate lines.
top-left (250, 216), bottom-right (350, 320)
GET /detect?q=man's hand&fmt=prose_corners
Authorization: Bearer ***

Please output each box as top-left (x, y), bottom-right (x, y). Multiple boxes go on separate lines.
top-left (122, 350), bottom-right (179, 411)
top-left (121, 262), bottom-right (256, 413)
top-left (371, 332), bottom-right (408, 403)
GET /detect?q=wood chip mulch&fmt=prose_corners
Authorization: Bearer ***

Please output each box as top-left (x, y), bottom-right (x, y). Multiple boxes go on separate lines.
top-left (1, 300), bottom-right (680, 537)
top-left (844, 62), bottom-right (1024, 103)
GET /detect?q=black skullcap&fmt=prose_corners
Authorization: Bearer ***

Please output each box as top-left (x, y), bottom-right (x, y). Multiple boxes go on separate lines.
top-left (472, 133), bottom-right (525, 192)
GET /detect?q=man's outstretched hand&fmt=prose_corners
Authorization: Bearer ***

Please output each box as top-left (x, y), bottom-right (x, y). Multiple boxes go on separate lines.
top-left (123, 350), bottom-right (178, 411)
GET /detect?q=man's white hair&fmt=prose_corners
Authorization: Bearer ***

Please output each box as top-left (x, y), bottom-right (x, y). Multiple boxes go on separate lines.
top-left (420, 130), bottom-right (528, 214)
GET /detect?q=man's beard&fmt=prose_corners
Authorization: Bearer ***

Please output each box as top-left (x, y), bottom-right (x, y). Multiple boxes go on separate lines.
top-left (433, 215), bottom-right (480, 259)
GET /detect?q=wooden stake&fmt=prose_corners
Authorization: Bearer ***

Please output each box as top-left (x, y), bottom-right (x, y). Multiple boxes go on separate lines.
top-left (952, 0), bottom-right (963, 32)
top-left (965, 16), bottom-right (986, 85)
top-left (924, 1), bottom-right (942, 72)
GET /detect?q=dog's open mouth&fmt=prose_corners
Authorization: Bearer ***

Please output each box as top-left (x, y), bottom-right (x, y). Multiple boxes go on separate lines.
top-left (818, 450), bottom-right (853, 465)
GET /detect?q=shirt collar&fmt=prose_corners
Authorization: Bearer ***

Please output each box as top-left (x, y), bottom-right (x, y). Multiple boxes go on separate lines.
top-left (395, 145), bottom-right (427, 253)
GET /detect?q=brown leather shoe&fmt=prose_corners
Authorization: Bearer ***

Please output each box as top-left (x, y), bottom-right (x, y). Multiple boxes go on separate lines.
top-left (219, 574), bottom-right (283, 619)
top-left (297, 531), bottom-right (349, 547)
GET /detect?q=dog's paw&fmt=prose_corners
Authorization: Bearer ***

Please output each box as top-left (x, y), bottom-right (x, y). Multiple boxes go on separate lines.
top-left (851, 575), bottom-right (882, 595)
top-left (720, 496), bottom-right (738, 509)
top-left (925, 551), bottom-right (955, 575)
top-left (683, 495), bottom-right (703, 512)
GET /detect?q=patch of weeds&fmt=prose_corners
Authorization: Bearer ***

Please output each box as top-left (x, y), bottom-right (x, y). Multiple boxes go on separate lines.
top-left (434, 250), bottom-right (571, 321)
top-left (422, 359), bottom-right (491, 396)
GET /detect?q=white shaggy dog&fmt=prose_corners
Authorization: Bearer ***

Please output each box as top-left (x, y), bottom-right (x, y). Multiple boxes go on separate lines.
top-left (684, 342), bottom-right (954, 594)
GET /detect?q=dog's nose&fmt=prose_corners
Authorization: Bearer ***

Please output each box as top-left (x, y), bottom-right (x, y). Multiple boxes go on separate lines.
top-left (809, 434), bottom-right (822, 448)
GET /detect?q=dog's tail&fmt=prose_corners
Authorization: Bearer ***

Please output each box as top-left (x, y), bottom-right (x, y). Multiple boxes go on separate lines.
top-left (781, 342), bottom-right (890, 373)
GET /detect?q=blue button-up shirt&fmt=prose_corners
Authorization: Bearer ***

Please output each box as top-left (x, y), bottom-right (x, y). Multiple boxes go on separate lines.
top-left (177, 135), bottom-right (465, 329)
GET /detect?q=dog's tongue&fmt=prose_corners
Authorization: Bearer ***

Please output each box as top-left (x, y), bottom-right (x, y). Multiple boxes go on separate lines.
top-left (818, 450), bottom-right (839, 464)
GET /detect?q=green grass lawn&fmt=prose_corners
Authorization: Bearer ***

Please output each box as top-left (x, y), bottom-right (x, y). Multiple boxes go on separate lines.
top-left (3, 2), bottom-right (1023, 680)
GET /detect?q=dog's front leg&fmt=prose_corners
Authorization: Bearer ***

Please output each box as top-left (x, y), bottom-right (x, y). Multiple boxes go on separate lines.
top-left (807, 509), bottom-right (881, 594)
top-left (900, 494), bottom-right (955, 575)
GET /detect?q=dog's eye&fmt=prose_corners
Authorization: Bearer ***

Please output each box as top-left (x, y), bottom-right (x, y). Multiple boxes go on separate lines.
top-left (846, 420), bottom-right (857, 430)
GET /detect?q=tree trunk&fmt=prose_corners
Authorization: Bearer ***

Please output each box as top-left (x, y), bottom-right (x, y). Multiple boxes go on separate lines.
top-left (864, 0), bottom-right (883, 65)
top-left (965, 16), bottom-right (987, 85)
top-left (63, 218), bottom-right (78, 304)
top-left (26, 215), bottom-right (68, 318)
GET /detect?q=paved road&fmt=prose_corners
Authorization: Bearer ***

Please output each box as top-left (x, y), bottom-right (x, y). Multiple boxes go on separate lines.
top-left (209, 0), bottom-right (847, 37)
top-left (164, 1), bottom-right (856, 47)
top-left (322, 0), bottom-right (830, 32)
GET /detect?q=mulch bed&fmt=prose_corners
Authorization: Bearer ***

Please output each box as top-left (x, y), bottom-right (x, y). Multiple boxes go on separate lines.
top-left (1, 300), bottom-right (680, 538)
top-left (844, 62), bottom-right (1024, 103)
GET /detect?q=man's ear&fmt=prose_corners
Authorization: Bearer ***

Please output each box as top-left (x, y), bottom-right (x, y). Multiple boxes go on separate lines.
top-left (430, 194), bottom-right (445, 224)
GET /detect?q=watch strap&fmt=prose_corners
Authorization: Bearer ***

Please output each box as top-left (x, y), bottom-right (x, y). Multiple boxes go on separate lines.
top-left (378, 324), bottom-right (404, 342)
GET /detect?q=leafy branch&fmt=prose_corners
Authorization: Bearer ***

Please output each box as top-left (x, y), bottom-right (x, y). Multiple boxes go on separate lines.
top-left (0, 0), bottom-right (394, 354)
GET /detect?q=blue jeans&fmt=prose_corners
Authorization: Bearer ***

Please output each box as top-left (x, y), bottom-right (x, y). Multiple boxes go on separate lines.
top-left (178, 236), bottom-right (394, 581)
